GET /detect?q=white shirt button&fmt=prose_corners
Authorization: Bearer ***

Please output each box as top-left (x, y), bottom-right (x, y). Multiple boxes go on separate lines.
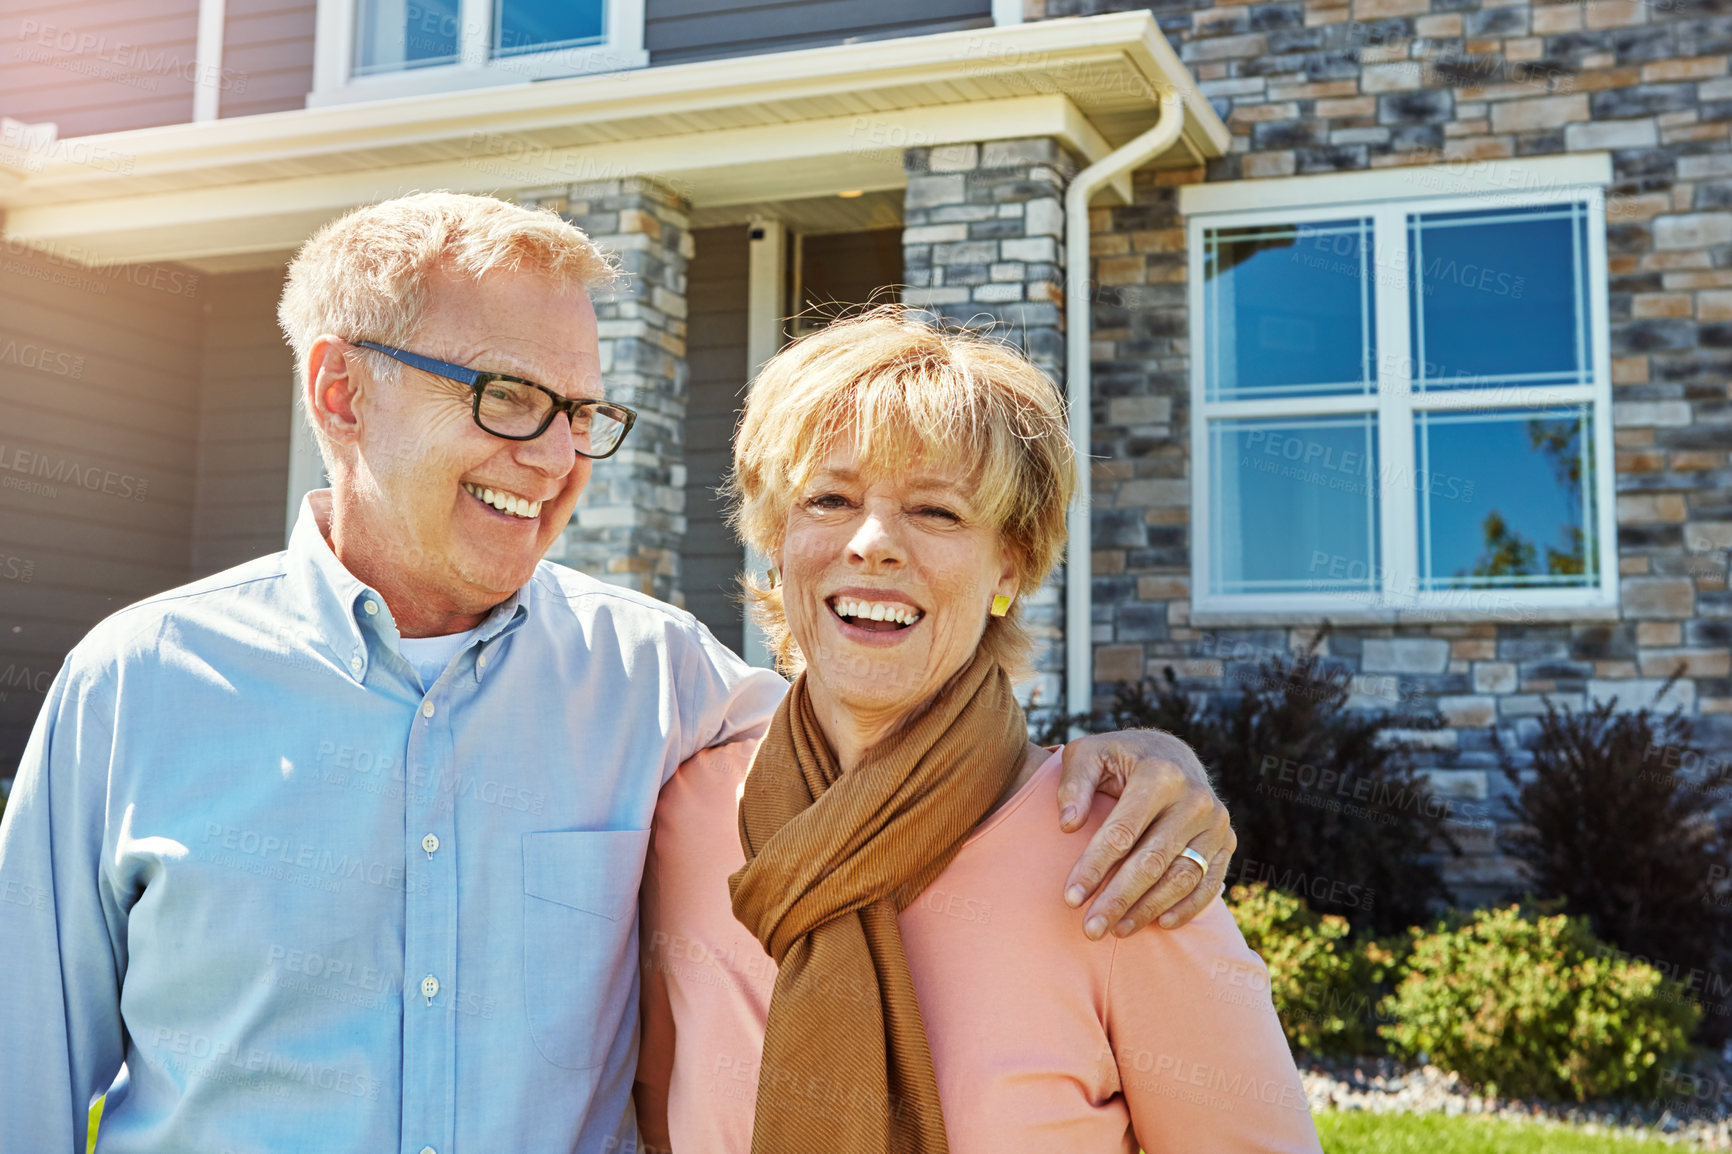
top-left (420, 1146), bottom-right (437, 1154)
top-left (421, 700), bottom-right (435, 718)
top-left (362, 599), bottom-right (379, 615)
top-left (350, 655), bottom-right (364, 675)
top-left (477, 652), bottom-right (488, 669)
top-left (421, 833), bottom-right (440, 854)
top-left (420, 975), bottom-right (439, 999)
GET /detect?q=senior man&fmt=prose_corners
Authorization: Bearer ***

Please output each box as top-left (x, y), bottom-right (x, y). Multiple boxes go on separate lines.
top-left (0, 192), bottom-right (1234, 1153)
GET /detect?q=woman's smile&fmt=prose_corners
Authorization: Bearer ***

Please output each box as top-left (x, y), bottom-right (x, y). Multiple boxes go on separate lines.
top-left (826, 589), bottom-right (927, 642)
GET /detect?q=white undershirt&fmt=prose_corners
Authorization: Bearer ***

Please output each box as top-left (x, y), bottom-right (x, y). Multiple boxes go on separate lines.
top-left (398, 628), bottom-right (479, 689)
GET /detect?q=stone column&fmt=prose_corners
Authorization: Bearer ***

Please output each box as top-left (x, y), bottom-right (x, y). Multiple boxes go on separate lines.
top-left (521, 178), bottom-right (693, 605)
top-left (900, 138), bottom-right (1078, 722)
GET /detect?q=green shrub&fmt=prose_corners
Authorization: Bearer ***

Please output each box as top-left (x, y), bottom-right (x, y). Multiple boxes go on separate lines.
top-left (1379, 904), bottom-right (1699, 1101)
top-left (1497, 687), bottom-right (1732, 1041)
top-left (1228, 882), bottom-right (1402, 1057)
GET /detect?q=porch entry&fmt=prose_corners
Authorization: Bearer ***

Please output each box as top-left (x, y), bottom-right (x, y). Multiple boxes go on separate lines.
top-left (682, 223), bottom-right (903, 657)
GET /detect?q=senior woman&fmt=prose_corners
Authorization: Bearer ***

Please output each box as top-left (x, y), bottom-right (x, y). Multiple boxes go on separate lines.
top-left (634, 307), bottom-right (1320, 1154)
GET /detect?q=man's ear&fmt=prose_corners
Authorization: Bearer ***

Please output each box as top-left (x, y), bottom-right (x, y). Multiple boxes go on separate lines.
top-left (306, 335), bottom-right (363, 447)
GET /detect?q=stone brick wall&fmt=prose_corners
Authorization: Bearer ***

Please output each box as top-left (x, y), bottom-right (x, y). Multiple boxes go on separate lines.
top-left (900, 138), bottom-right (1079, 717)
top-left (518, 178), bottom-right (694, 604)
top-left (1032, 0), bottom-right (1732, 902)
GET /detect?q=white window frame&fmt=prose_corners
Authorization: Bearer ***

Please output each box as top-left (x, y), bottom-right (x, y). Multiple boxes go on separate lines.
top-left (309, 0), bottom-right (647, 107)
top-left (1183, 169), bottom-right (1617, 624)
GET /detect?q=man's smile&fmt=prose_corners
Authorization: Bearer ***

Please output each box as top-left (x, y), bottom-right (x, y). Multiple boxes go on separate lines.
top-left (462, 481), bottom-right (543, 520)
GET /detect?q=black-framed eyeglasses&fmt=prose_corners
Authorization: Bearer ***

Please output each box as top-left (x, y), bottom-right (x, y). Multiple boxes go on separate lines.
top-left (353, 340), bottom-right (637, 460)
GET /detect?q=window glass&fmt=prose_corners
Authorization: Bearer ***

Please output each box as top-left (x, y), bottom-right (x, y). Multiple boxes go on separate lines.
top-left (1415, 406), bottom-right (1597, 590)
top-left (1408, 204), bottom-right (1592, 391)
top-left (354, 0), bottom-right (460, 74)
top-left (496, 0), bottom-right (604, 56)
top-left (1203, 220), bottom-right (1377, 402)
top-left (1209, 415), bottom-right (1381, 595)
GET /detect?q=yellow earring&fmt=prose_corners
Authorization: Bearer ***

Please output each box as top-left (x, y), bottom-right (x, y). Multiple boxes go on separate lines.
top-left (990, 594), bottom-right (1012, 617)
top-left (766, 566), bottom-right (780, 589)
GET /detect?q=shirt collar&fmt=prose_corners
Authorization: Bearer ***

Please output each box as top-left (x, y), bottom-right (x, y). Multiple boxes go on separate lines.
top-left (286, 489), bottom-right (533, 684)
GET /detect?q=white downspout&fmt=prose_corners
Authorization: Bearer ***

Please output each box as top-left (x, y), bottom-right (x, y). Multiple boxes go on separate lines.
top-left (1064, 90), bottom-right (1187, 723)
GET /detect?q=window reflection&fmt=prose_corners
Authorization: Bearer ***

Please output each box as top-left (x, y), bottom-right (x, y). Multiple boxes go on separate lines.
top-left (496, 0), bottom-right (604, 57)
top-left (1209, 415), bottom-right (1381, 595)
top-left (1204, 220), bottom-right (1377, 401)
top-left (1408, 204), bottom-right (1592, 391)
top-left (354, 0), bottom-right (460, 75)
top-left (1416, 407), bottom-right (1596, 590)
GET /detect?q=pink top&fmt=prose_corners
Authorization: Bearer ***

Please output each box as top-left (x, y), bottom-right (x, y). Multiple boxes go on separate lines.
top-left (638, 741), bottom-right (1322, 1154)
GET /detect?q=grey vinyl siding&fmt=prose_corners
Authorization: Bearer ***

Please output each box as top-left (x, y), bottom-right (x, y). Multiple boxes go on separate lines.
top-left (0, 246), bottom-right (207, 776)
top-left (795, 228), bottom-right (904, 330)
top-left (190, 267), bottom-right (294, 575)
top-left (683, 226), bottom-right (751, 655)
top-left (0, 0), bottom-right (200, 136)
top-left (220, 0), bottom-right (317, 119)
top-left (645, 0), bottom-right (992, 66)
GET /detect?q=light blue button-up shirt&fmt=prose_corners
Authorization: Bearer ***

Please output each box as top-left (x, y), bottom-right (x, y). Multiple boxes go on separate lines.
top-left (0, 491), bottom-right (787, 1153)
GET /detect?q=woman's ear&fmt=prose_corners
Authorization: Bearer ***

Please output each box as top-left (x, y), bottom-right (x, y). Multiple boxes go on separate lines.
top-left (993, 543), bottom-right (1021, 601)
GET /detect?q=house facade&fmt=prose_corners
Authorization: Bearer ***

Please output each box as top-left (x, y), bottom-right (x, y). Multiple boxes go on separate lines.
top-left (0, 0), bottom-right (1728, 902)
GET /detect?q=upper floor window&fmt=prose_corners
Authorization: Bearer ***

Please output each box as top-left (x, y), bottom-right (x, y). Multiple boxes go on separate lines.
top-left (1184, 172), bottom-right (1616, 621)
top-left (314, 0), bottom-right (647, 104)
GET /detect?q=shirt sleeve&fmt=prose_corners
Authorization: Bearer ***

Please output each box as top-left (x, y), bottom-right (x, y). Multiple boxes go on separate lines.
top-left (670, 616), bottom-right (787, 767)
top-left (635, 811), bottom-right (676, 1152)
top-left (1105, 899), bottom-right (1322, 1154)
top-left (0, 659), bottom-right (128, 1153)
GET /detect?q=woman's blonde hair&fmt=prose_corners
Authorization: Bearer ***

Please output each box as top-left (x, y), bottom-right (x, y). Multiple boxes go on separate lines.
top-left (728, 304), bottom-right (1077, 679)
top-left (277, 191), bottom-right (619, 448)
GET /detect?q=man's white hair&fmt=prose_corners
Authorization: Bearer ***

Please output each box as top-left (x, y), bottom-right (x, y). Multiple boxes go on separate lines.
top-left (277, 191), bottom-right (619, 452)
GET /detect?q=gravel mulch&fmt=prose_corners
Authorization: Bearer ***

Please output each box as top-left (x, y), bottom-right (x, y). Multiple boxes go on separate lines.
top-left (1300, 1054), bottom-right (1732, 1147)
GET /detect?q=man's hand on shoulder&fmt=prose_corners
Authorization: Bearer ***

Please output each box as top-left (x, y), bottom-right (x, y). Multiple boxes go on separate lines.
top-left (1055, 729), bottom-right (1234, 939)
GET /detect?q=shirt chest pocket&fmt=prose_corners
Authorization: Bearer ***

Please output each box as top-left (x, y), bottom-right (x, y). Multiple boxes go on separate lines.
top-left (522, 828), bottom-right (652, 1070)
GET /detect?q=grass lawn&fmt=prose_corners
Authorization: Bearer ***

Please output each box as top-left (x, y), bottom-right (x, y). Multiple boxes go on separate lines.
top-left (85, 1096), bottom-right (1692, 1153)
top-left (1315, 1108), bottom-right (1688, 1153)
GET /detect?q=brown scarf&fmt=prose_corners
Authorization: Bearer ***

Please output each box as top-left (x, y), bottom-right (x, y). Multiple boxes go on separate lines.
top-left (728, 650), bottom-right (1030, 1154)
